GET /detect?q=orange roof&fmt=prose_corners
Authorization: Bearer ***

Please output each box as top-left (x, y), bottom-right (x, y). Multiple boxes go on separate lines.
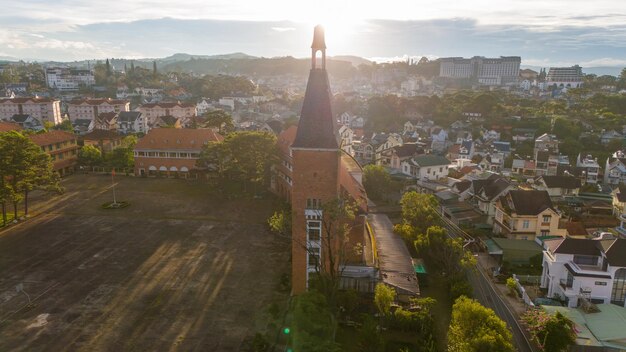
top-left (277, 125), bottom-right (297, 156)
top-left (29, 130), bottom-right (76, 146)
top-left (0, 122), bottom-right (22, 132)
top-left (135, 128), bottom-right (223, 151)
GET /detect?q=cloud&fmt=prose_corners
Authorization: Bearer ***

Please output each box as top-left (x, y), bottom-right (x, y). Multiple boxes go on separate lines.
top-left (0, 17), bottom-right (623, 67)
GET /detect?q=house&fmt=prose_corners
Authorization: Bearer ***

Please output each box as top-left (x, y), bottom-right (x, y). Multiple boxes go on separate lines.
top-left (338, 112), bottom-right (352, 126)
top-left (576, 154), bottom-right (600, 184)
top-left (540, 237), bottom-right (626, 308)
top-left (152, 115), bottom-right (182, 129)
top-left (512, 159), bottom-right (536, 176)
top-left (133, 128), bottom-right (223, 178)
top-left (430, 127), bottom-right (448, 153)
top-left (492, 141), bottom-right (511, 157)
top-left (478, 153), bottom-right (505, 173)
top-left (28, 130), bottom-right (79, 176)
top-left (94, 112), bottom-right (118, 131)
top-left (536, 151), bottom-right (559, 176)
top-left (604, 151), bottom-right (626, 185)
top-left (613, 186), bottom-right (626, 237)
top-left (10, 114), bottom-right (44, 131)
top-left (196, 98), bottom-right (213, 115)
top-left (382, 143), bottom-right (424, 170)
top-left (448, 140), bottom-right (474, 161)
top-left (81, 129), bottom-right (122, 153)
top-left (470, 177), bottom-right (514, 224)
top-left (117, 111), bottom-right (147, 134)
top-left (337, 125), bottom-right (354, 156)
top-left (370, 132), bottom-right (403, 165)
top-left (402, 154), bottom-right (451, 180)
top-left (534, 133), bottom-right (559, 160)
top-left (482, 129), bottom-right (501, 141)
top-left (512, 128), bottom-right (536, 142)
top-left (73, 119), bottom-right (95, 135)
top-left (600, 130), bottom-right (624, 145)
top-left (533, 175), bottom-right (581, 198)
top-left (494, 190), bottom-right (564, 240)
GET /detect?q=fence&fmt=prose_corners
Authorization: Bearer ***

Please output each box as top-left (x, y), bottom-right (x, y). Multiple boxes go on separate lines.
top-left (514, 275), bottom-right (542, 285)
top-left (512, 274), bottom-right (535, 307)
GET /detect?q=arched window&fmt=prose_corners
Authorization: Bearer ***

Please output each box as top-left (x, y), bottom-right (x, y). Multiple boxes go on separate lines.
top-left (612, 268), bottom-right (626, 306)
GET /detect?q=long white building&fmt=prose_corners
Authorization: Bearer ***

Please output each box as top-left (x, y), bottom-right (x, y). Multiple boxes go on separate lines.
top-left (0, 97), bottom-right (62, 125)
top-left (439, 56), bottom-right (521, 85)
top-left (45, 67), bottom-right (95, 91)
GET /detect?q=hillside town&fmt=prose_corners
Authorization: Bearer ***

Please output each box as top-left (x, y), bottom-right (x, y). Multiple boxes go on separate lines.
top-left (1, 23), bottom-right (626, 352)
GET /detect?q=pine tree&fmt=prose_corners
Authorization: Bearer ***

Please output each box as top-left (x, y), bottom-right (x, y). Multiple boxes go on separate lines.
top-left (106, 58), bottom-right (112, 76)
top-left (153, 61), bottom-right (157, 75)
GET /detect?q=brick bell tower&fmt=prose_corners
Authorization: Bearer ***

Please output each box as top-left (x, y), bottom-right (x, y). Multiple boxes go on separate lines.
top-left (290, 25), bottom-right (340, 294)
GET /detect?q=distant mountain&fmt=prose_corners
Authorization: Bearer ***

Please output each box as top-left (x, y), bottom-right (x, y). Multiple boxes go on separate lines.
top-left (330, 55), bottom-right (372, 67)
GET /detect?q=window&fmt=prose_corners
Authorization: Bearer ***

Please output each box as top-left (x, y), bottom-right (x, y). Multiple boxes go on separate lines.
top-left (306, 198), bottom-right (322, 209)
top-left (612, 269), bottom-right (626, 306)
top-left (540, 230), bottom-right (549, 236)
top-left (542, 215), bottom-right (551, 223)
top-left (522, 220), bottom-right (530, 229)
top-left (308, 247), bottom-right (320, 267)
top-left (574, 255), bottom-right (598, 266)
top-left (307, 220), bottom-right (321, 241)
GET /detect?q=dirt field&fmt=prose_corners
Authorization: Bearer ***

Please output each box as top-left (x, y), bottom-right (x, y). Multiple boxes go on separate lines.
top-left (0, 175), bottom-right (290, 351)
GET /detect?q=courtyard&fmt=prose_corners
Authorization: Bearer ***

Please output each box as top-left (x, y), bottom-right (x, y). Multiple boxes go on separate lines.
top-left (0, 175), bottom-right (290, 351)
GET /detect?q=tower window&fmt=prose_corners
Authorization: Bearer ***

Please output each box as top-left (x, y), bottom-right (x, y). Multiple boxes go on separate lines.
top-left (306, 198), bottom-right (322, 209)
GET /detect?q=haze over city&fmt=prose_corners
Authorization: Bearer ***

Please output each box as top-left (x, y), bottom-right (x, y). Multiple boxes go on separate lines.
top-left (2, 0), bottom-right (626, 69)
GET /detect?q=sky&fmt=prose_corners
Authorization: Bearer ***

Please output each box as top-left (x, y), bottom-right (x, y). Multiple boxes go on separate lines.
top-left (1, 0), bottom-right (626, 68)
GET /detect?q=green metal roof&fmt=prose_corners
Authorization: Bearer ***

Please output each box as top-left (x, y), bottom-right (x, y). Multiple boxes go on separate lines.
top-left (412, 154), bottom-right (451, 167)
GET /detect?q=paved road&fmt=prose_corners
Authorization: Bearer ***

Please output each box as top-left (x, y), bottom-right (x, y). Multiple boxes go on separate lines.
top-left (438, 214), bottom-right (536, 352)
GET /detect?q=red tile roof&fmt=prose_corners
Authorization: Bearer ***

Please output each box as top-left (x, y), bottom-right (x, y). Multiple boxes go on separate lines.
top-left (135, 128), bottom-right (223, 151)
top-left (277, 125), bottom-right (297, 156)
top-left (0, 122), bottom-right (22, 132)
top-left (29, 130), bottom-right (76, 146)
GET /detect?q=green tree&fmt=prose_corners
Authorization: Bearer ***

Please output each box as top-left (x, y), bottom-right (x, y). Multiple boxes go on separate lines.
top-left (105, 146), bottom-right (134, 171)
top-left (53, 119), bottom-right (75, 132)
top-left (78, 145), bottom-right (103, 169)
top-left (506, 277), bottom-right (518, 296)
top-left (414, 226), bottom-right (476, 280)
top-left (197, 131), bottom-right (277, 193)
top-left (363, 164), bottom-right (393, 201)
top-left (291, 291), bottom-right (341, 352)
top-left (0, 131), bottom-right (60, 220)
top-left (523, 310), bottom-right (576, 352)
top-left (374, 283), bottom-right (396, 316)
top-left (268, 209), bottom-right (291, 236)
top-left (448, 296), bottom-right (514, 352)
top-left (201, 110), bottom-right (235, 134)
top-left (394, 192), bottom-right (440, 243)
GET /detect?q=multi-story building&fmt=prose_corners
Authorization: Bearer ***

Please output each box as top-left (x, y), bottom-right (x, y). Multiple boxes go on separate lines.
top-left (494, 190), bottom-right (564, 240)
top-left (576, 154), bottom-right (600, 184)
top-left (439, 56), bottom-right (520, 85)
top-left (532, 175), bottom-right (581, 198)
top-left (45, 67), bottom-right (95, 91)
top-left (401, 154), bottom-right (451, 180)
top-left (67, 98), bottom-right (130, 121)
top-left (138, 101), bottom-right (197, 127)
top-left (534, 133), bottom-right (559, 160)
top-left (469, 177), bottom-right (513, 225)
top-left (29, 130), bottom-right (79, 176)
top-left (604, 151), bottom-right (626, 185)
top-left (117, 111), bottom-right (147, 134)
top-left (541, 237), bottom-right (626, 308)
top-left (546, 65), bottom-right (584, 88)
top-left (133, 128), bottom-right (222, 178)
top-left (0, 97), bottom-right (62, 125)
